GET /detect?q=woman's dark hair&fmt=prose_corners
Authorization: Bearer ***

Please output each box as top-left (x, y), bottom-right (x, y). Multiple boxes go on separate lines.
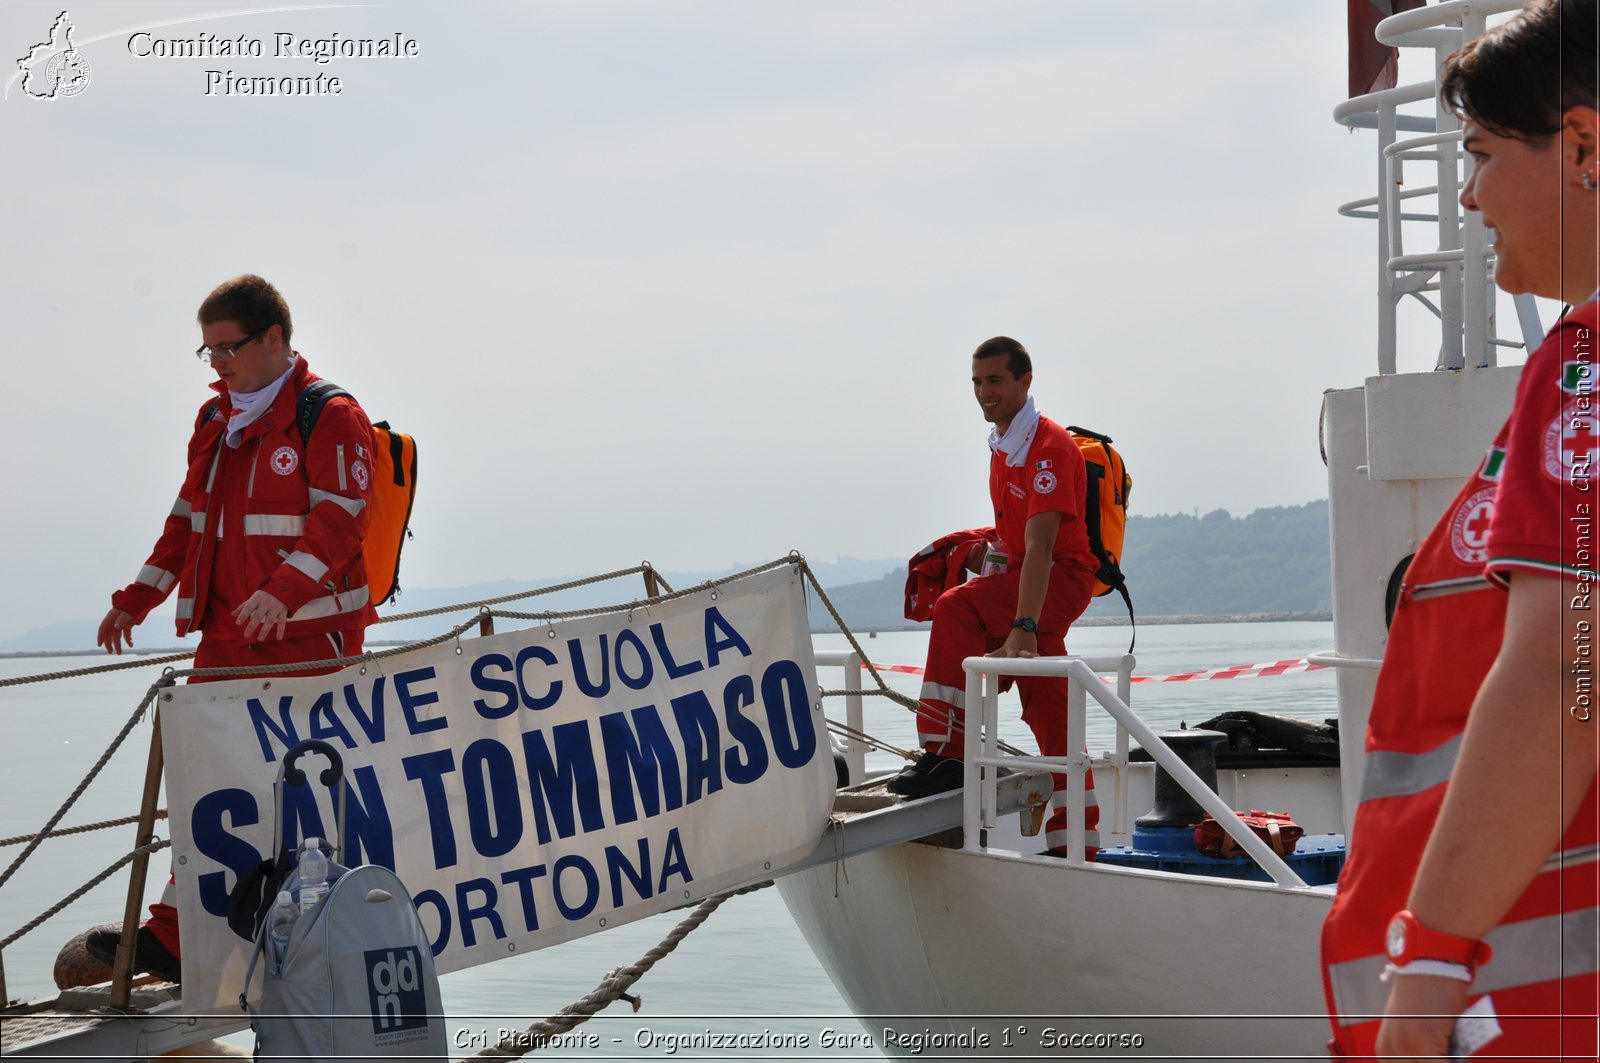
top-left (1440, 0), bottom-right (1597, 140)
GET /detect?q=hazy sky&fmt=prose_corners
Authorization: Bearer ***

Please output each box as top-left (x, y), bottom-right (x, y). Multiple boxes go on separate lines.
top-left (0, 1), bottom-right (1547, 643)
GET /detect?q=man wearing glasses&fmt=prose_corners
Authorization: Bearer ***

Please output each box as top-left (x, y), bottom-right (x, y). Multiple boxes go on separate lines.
top-left (89, 274), bottom-right (376, 981)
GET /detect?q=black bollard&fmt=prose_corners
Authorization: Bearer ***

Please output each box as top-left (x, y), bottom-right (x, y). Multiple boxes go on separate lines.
top-left (1134, 729), bottom-right (1227, 830)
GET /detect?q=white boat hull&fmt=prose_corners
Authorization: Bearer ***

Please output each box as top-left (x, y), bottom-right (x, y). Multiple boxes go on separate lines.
top-left (779, 841), bottom-right (1334, 1059)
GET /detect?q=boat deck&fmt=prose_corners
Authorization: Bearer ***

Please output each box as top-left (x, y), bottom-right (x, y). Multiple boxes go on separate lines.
top-left (0, 981), bottom-right (251, 1058)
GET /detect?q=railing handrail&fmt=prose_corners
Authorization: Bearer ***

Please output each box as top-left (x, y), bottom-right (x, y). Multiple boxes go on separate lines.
top-left (961, 654), bottom-right (1313, 891)
top-left (1376, 0), bottom-right (1526, 46)
top-left (1333, 0), bottom-right (1541, 375)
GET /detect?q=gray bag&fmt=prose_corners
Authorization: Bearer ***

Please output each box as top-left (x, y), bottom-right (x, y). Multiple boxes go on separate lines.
top-left (245, 862), bottom-right (447, 1062)
top-left (242, 739), bottom-right (446, 1062)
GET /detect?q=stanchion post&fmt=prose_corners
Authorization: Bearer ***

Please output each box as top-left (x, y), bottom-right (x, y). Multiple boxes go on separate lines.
top-left (111, 710), bottom-right (166, 1008)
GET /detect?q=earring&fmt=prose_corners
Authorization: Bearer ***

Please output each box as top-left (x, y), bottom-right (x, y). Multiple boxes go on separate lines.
top-left (1585, 171), bottom-right (1599, 192)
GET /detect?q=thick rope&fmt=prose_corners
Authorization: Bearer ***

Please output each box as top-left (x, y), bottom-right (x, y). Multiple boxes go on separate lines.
top-left (490, 558), bottom-right (801, 625)
top-left (464, 883), bottom-right (772, 1061)
top-left (0, 563), bottom-right (668, 689)
top-left (825, 718), bottom-right (915, 760)
top-left (801, 566), bottom-right (921, 714)
top-left (0, 810), bottom-right (167, 848)
top-left (380, 563), bottom-right (655, 624)
top-left (0, 683), bottom-right (167, 894)
top-left (0, 838), bottom-right (170, 950)
top-left (0, 653), bottom-right (192, 690)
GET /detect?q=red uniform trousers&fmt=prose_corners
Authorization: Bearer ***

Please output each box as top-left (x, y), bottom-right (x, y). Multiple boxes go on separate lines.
top-left (915, 566), bottom-right (1098, 857)
top-left (144, 629), bottom-right (364, 958)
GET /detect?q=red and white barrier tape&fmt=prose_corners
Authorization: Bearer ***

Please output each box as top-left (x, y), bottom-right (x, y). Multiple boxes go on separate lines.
top-left (861, 657), bottom-right (1326, 683)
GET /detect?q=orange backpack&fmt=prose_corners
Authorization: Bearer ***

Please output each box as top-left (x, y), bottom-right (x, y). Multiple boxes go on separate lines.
top-left (1066, 425), bottom-right (1133, 634)
top-left (299, 382), bottom-right (417, 605)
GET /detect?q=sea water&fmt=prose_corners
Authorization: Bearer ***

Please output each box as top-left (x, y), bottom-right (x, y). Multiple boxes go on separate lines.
top-left (0, 621), bottom-right (1337, 1057)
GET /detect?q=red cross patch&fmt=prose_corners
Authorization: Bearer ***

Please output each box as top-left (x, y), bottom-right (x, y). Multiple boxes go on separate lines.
top-left (270, 446), bottom-right (299, 476)
top-left (1449, 486), bottom-right (1496, 564)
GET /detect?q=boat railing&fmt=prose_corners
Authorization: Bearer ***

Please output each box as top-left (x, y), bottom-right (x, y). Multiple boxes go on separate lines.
top-left (813, 649), bottom-right (869, 782)
top-left (961, 654), bottom-right (1314, 891)
top-left (811, 649), bottom-right (1315, 889)
top-left (1331, 0), bottom-right (1540, 375)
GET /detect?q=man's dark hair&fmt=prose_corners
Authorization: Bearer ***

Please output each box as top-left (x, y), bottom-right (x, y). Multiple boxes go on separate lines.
top-left (1440, 0), bottom-right (1597, 142)
top-left (972, 336), bottom-right (1032, 379)
top-left (197, 274), bottom-right (293, 345)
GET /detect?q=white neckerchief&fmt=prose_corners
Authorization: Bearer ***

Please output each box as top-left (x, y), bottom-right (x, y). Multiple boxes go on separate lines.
top-left (225, 355), bottom-right (298, 449)
top-left (988, 395), bottom-right (1041, 468)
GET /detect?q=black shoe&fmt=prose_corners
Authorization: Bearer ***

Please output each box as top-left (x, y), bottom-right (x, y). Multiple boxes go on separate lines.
top-left (884, 752), bottom-right (942, 793)
top-left (885, 753), bottom-right (963, 798)
top-left (85, 925), bottom-right (182, 983)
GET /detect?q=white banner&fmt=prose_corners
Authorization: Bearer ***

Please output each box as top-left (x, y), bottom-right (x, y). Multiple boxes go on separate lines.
top-left (163, 566), bottom-right (833, 1011)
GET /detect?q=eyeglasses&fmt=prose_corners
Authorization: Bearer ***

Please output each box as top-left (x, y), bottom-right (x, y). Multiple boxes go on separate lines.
top-left (195, 329), bottom-right (266, 363)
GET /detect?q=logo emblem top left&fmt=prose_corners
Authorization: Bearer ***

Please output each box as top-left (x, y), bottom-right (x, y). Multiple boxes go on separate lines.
top-left (17, 12), bottom-right (91, 100)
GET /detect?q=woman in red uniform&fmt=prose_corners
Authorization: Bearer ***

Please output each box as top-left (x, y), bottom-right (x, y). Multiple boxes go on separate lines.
top-left (1320, 0), bottom-right (1599, 1057)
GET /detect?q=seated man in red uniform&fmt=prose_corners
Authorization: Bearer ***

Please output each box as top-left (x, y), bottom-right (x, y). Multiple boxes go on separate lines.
top-left (887, 336), bottom-right (1100, 857)
top-left (88, 274), bottom-right (377, 982)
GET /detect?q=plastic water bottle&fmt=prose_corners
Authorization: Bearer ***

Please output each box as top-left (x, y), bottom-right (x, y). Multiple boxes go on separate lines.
top-left (298, 837), bottom-right (330, 914)
top-left (267, 889), bottom-right (297, 964)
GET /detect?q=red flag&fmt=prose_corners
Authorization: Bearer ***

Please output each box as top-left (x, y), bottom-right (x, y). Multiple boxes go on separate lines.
top-left (1349, 0), bottom-right (1427, 98)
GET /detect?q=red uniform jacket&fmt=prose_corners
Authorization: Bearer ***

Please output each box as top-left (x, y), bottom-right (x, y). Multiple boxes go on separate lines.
top-left (112, 356), bottom-right (378, 642)
top-left (904, 527), bottom-right (996, 622)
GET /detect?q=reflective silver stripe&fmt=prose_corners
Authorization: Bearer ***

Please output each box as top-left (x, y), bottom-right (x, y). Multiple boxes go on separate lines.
top-left (919, 682), bottom-right (966, 710)
top-left (204, 447), bottom-right (221, 492)
top-left (243, 514), bottom-right (307, 537)
top-left (169, 497), bottom-right (192, 519)
top-left (1409, 575), bottom-right (1494, 601)
top-left (336, 443), bottom-right (348, 492)
top-left (308, 488), bottom-right (366, 519)
top-left (1358, 736), bottom-right (1461, 803)
top-left (284, 551), bottom-right (329, 582)
top-left (176, 597), bottom-right (194, 620)
top-left (1331, 907), bottom-right (1600, 1025)
top-left (247, 439), bottom-right (260, 498)
top-left (135, 565), bottom-right (176, 593)
top-left (1045, 828), bottom-right (1101, 848)
top-left (189, 511), bottom-right (207, 533)
top-left (288, 585), bottom-right (370, 621)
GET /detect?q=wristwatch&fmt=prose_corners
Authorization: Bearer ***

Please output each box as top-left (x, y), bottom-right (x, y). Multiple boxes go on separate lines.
top-left (1384, 910), bottom-right (1493, 968)
top-left (1011, 617), bottom-right (1038, 633)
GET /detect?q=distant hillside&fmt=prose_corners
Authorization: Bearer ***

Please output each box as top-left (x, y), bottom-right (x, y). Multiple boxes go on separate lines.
top-left (808, 500), bottom-right (1331, 631)
top-left (5, 509), bottom-right (1332, 653)
top-left (0, 555), bottom-right (901, 654)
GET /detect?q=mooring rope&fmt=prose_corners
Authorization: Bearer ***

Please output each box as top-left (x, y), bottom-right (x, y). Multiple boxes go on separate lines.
top-left (0, 562), bottom-right (670, 689)
top-left (800, 566), bottom-right (920, 714)
top-left (379, 563), bottom-right (658, 624)
top-left (0, 652), bottom-right (193, 690)
top-left (0, 683), bottom-right (167, 894)
top-left (0, 838), bottom-right (170, 950)
top-left (463, 883), bottom-right (773, 1061)
top-left (0, 810), bottom-right (167, 848)
top-left (825, 718), bottom-right (915, 760)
